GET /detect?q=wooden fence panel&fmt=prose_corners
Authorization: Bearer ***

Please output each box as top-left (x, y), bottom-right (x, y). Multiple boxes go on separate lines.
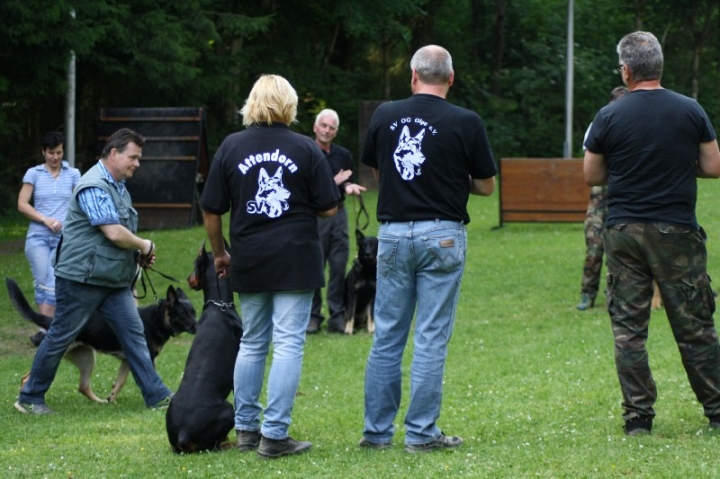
top-left (499, 158), bottom-right (589, 226)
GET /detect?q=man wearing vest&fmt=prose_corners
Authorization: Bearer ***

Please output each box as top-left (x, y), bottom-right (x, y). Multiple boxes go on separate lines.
top-left (15, 128), bottom-right (173, 415)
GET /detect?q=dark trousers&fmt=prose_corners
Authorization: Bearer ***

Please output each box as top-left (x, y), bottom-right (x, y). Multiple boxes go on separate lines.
top-left (312, 207), bottom-right (349, 330)
top-left (605, 223), bottom-right (720, 421)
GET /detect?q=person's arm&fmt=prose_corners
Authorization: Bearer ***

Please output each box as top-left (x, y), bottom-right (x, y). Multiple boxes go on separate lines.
top-left (697, 139), bottom-right (720, 178)
top-left (584, 150), bottom-right (608, 186)
top-left (98, 224), bottom-right (155, 268)
top-left (78, 186), bottom-right (155, 265)
top-left (470, 176), bottom-right (495, 196)
top-left (18, 183), bottom-right (62, 233)
top-left (203, 211), bottom-right (231, 278)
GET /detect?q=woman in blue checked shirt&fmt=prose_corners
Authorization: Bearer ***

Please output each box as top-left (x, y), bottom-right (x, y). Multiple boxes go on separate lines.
top-left (17, 131), bottom-right (80, 317)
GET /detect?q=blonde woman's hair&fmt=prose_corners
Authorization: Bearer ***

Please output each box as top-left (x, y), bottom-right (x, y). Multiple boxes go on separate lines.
top-left (241, 75), bottom-right (298, 126)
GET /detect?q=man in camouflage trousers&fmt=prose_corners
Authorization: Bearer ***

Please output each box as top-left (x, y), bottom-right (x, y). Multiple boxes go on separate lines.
top-left (577, 86), bottom-right (628, 311)
top-left (577, 187), bottom-right (607, 310)
top-left (584, 31), bottom-right (720, 435)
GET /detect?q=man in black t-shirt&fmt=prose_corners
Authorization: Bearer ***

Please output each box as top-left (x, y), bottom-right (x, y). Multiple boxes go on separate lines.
top-left (307, 109), bottom-right (366, 334)
top-left (359, 45), bottom-right (497, 453)
top-left (584, 31), bottom-right (720, 436)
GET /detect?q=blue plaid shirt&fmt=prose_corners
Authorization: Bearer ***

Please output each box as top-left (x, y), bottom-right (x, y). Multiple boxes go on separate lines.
top-left (77, 161), bottom-right (127, 226)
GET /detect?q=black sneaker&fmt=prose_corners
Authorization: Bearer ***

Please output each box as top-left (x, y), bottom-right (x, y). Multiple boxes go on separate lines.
top-left (709, 415), bottom-right (720, 429)
top-left (306, 318), bottom-right (320, 334)
top-left (29, 330), bottom-right (46, 347)
top-left (327, 322), bottom-right (346, 334)
top-left (236, 429), bottom-right (261, 451)
top-left (359, 437), bottom-right (392, 449)
top-left (623, 416), bottom-right (652, 436)
top-left (404, 433), bottom-right (463, 453)
top-left (257, 436), bottom-right (312, 459)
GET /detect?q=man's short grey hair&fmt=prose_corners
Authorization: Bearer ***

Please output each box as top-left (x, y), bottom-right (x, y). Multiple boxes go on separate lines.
top-left (410, 45), bottom-right (453, 85)
top-left (315, 109), bottom-right (339, 128)
top-left (617, 31), bottom-right (663, 82)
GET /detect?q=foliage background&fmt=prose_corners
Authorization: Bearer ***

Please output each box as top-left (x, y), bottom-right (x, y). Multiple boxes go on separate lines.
top-left (1, 0), bottom-right (719, 213)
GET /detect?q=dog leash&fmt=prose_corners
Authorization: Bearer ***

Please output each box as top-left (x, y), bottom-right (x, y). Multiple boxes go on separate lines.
top-left (132, 266), bottom-right (187, 302)
top-left (206, 273), bottom-right (235, 311)
top-left (353, 193), bottom-right (370, 232)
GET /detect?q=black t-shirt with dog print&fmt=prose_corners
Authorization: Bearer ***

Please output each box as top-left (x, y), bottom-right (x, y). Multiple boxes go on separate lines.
top-left (201, 123), bottom-right (339, 293)
top-left (361, 94), bottom-right (497, 224)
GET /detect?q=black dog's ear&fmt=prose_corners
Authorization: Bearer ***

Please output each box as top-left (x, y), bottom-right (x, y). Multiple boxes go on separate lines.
top-left (166, 285), bottom-right (178, 303)
top-left (355, 229), bottom-right (365, 244)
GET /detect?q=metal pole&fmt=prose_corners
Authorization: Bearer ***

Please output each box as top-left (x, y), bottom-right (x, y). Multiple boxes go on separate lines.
top-left (65, 9), bottom-right (76, 167)
top-left (563, 0), bottom-right (574, 158)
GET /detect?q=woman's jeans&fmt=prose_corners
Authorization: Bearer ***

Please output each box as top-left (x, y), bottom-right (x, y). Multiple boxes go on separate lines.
top-left (234, 290), bottom-right (313, 440)
top-left (18, 276), bottom-right (172, 407)
top-left (25, 232), bottom-right (60, 306)
top-left (363, 220), bottom-right (466, 445)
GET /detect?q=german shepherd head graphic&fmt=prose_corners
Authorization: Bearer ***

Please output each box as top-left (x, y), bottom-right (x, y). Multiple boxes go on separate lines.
top-left (246, 166), bottom-right (290, 218)
top-left (393, 125), bottom-right (426, 180)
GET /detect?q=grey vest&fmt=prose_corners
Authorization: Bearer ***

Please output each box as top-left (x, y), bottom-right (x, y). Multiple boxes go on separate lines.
top-left (54, 162), bottom-right (139, 287)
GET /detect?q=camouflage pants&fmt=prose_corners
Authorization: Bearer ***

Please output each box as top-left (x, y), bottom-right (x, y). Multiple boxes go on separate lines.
top-left (580, 186), bottom-right (607, 297)
top-left (605, 223), bottom-right (720, 420)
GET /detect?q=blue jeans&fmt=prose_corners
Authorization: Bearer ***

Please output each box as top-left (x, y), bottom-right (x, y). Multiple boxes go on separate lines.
top-left (19, 277), bottom-right (172, 407)
top-left (234, 290), bottom-right (313, 439)
top-left (25, 232), bottom-right (61, 306)
top-left (363, 220), bottom-right (466, 445)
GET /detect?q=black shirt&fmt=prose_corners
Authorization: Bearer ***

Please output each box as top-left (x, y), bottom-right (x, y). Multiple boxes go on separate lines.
top-left (201, 123), bottom-right (339, 293)
top-left (585, 89), bottom-right (716, 229)
top-left (361, 94), bottom-right (497, 224)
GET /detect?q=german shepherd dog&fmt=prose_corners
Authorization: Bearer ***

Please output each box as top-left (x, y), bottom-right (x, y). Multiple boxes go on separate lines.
top-left (166, 242), bottom-right (243, 453)
top-left (343, 229), bottom-right (379, 334)
top-left (5, 277), bottom-right (197, 403)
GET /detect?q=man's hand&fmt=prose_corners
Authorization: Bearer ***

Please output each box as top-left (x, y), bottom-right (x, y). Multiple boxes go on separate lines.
top-left (334, 169), bottom-right (352, 185)
top-left (214, 250), bottom-right (231, 278)
top-left (137, 240), bottom-right (156, 269)
top-left (344, 183), bottom-right (367, 196)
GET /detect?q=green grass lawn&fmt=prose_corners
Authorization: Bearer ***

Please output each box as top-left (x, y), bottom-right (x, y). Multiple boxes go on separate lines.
top-left (1, 186), bottom-right (720, 478)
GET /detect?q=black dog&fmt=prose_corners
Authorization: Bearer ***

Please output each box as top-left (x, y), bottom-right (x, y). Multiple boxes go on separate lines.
top-left (165, 242), bottom-right (243, 453)
top-left (343, 229), bottom-right (378, 334)
top-left (5, 277), bottom-right (197, 403)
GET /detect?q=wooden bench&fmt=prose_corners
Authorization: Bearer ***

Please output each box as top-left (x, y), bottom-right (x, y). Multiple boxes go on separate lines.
top-left (498, 158), bottom-right (590, 227)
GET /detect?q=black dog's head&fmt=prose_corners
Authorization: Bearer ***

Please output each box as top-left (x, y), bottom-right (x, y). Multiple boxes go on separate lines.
top-left (356, 229), bottom-right (378, 270)
top-left (187, 239), bottom-right (235, 305)
top-left (163, 285), bottom-right (198, 336)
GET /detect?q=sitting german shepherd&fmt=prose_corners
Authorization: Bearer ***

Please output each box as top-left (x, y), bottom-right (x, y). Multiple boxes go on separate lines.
top-left (343, 229), bottom-right (379, 334)
top-left (166, 242), bottom-right (243, 453)
top-left (5, 277), bottom-right (197, 403)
